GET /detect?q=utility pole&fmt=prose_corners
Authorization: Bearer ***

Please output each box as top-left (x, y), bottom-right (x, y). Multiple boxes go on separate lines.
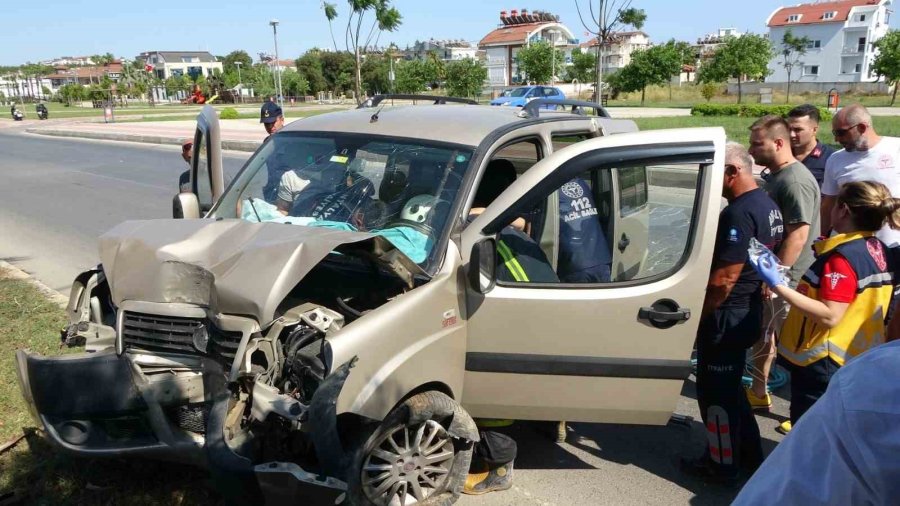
top-left (235, 61), bottom-right (243, 103)
top-left (270, 19), bottom-right (283, 108)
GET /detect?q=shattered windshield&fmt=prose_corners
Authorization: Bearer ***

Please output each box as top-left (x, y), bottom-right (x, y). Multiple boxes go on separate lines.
top-left (214, 133), bottom-right (474, 266)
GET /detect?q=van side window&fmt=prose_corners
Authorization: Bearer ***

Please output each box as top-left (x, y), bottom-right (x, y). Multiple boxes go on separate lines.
top-left (617, 166), bottom-right (648, 216)
top-left (494, 162), bottom-right (702, 285)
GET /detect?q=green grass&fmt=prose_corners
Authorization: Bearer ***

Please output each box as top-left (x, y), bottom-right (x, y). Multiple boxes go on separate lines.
top-left (634, 115), bottom-right (900, 148)
top-left (0, 269), bottom-right (216, 504)
top-left (600, 83), bottom-right (898, 109)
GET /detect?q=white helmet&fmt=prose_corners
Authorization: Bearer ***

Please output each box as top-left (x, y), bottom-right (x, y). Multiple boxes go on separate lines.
top-left (401, 194), bottom-right (438, 224)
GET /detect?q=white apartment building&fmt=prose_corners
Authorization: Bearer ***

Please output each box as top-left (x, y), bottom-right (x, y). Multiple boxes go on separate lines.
top-left (137, 51), bottom-right (224, 81)
top-left (579, 31), bottom-right (652, 74)
top-left (479, 9), bottom-right (578, 87)
top-left (766, 0), bottom-right (893, 83)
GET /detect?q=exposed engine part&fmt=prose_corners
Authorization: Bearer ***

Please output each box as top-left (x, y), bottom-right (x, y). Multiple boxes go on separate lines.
top-left (251, 381), bottom-right (307, 425)
top-left (298, 306), bottom-right (344, 333)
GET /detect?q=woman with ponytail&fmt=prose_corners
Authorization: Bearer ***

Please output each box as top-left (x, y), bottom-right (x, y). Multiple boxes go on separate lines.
top-left (751, 181), bottom-right (900, 432)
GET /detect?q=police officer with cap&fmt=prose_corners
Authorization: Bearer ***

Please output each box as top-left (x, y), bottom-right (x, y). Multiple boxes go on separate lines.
top-left (260, 101), bottom-right (288, 201)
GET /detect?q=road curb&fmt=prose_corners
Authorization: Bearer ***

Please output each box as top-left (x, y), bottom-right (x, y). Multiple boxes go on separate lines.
top-left (0, 260), bottom-right (69, 309)
top-left (26, 127), bottom-right (262, 152)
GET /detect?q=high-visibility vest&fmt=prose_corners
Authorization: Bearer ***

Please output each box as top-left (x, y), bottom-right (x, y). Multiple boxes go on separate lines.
top-left (779, 232), bottom-right (894, 367)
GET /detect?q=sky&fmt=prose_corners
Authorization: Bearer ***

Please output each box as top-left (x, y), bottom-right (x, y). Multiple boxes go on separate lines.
top-left (3, 0), bottom-right (898, 66)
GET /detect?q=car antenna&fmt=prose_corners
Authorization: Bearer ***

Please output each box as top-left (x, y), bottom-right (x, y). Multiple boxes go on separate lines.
top-left (370, 104), bottom-right (385, 123)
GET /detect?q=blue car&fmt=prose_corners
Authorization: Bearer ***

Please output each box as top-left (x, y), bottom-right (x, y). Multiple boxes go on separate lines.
top-left (490, 85), bottom-right (565, 107)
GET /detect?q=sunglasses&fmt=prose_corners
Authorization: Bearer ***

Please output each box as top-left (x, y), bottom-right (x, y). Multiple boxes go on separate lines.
top-left (832, 123), bottom-right (861, 137)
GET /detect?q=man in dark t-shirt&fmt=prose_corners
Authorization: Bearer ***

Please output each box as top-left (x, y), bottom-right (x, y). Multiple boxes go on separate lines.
top-left (682, 143), bottom-right (784, 484)
top-left (786, 104), bottom-right (835, 187)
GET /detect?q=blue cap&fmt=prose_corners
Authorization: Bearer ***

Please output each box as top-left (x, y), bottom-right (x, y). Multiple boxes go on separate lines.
top-left (260, 102), bottom-right (283, 124)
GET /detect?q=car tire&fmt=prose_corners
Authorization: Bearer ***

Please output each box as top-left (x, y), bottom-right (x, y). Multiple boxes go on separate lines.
top-left (345, 391), bottom-right (474, 506)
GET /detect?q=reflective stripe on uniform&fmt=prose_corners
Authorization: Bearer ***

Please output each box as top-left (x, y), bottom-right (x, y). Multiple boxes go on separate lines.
top-left (497, 240), bottom-right (529, 282)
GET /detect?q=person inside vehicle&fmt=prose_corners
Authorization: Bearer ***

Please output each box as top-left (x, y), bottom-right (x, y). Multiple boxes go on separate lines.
top-left (462, 158), bottom-right (560, 496)
top-left (556, 178), bottom-right (612, 283)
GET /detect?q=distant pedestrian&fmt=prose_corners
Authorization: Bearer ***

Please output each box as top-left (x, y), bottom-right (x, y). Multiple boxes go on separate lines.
top-left (786, 104), bottom-right (835, 187)
top-left (746, 115), bottom-right (821, 434)
top-left (681, 142), bottom-right (782, 484)
top-left (178, 139), bottom-right (193, 193)
top-left (260, 101), bottom-right (288, 202)
top-left (750, 181), bottom-right (899, 432)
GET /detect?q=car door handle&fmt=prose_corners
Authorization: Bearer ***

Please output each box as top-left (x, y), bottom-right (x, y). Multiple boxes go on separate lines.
top-left (618, 233), bottom-right (630, 252)
top-left (638, 299), bottom-right (691, 329)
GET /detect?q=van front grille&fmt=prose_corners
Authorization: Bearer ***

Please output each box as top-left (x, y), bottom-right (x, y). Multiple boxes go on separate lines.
top-left (122, 311), bottom-right (244, 367)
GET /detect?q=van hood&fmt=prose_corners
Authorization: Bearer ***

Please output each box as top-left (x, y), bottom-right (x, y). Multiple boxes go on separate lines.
top-left (98, 219), bottom-right (425, 324)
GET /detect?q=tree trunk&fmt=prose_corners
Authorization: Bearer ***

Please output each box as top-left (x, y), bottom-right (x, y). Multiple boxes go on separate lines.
top-left (786, 77), bottom-right (791, 104)
top-left (669, 81), bottom-right (672, 101)
top-left (737, 76), bottom-right (743, 104)
top-left (892, 81), bottom-right (898, 106)
top-left (641, 86), bottom-right (646, 106)
top-left (355, 47), bottom-right (363, 105)
top-left (595, 43), bottom-right (603, 103)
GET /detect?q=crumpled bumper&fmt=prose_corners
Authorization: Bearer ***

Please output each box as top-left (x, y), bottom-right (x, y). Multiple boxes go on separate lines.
top-left (15, 349), bottom-right (350, 504)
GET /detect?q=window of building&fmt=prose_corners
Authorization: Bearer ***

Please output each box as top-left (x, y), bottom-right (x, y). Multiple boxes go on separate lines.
top-left (804, 65), bottom-right (819, 76)
top-left (181, 56), bottom-right (200, 63)
top-left (858, 37), bottom-right (867, 52)
top-left (823, 11), bottom-right (836, 20)
top-left (806, 40), bottom-right (822, 49)
top-left (854, 63), bottom-right (862, 73)
top-left (859, 14), bottom-right (867, 22)
top-left (788, 14), bottom-right (802, 22)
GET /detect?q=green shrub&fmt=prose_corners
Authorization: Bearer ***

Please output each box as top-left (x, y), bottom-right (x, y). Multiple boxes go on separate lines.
top-left (219, 107), bottom-right (239, 120)
top-left (690, 103), bottom-right (832, 121)
top-left (700, 82), bottom-right (720, 102)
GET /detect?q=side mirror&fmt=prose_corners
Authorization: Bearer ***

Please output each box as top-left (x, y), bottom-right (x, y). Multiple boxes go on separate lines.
top-left (173, 193), bottom-right (201, 219)
top-left (468, 238), bottom-right (497, 294)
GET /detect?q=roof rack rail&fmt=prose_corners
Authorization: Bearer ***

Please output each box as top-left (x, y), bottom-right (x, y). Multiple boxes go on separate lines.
top-left (358, 94), bottom-right (479, 108)
top-left (518, 99), bottom-right (611, 119)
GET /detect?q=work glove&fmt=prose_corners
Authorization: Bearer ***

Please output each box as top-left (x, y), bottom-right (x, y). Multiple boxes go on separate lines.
top-left (749, 252), bottom-right (787, 288)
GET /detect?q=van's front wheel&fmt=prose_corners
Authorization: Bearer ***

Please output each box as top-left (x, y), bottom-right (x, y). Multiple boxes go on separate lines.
top-left (346, 392), bottom-right (474, 506)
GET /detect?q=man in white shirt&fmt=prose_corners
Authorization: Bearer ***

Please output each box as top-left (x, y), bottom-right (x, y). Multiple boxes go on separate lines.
top-left (821, 104), bottom-right (900, 246)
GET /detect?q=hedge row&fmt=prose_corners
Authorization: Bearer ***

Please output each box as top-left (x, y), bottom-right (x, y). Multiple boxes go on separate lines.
top-left (690, 104), bottom-right (833, 121)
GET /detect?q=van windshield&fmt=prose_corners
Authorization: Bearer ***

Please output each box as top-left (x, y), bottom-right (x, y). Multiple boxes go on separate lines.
top-left (214, 132), bottom-right (475, 266)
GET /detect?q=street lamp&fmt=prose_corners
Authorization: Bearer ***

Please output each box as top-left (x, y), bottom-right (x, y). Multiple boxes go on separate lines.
top-left (235, 61), bottom-right (243, 103)
top-left (269, 19), bottom-right (283, 108)
top-left (547, 29), bottom-right (559, 84)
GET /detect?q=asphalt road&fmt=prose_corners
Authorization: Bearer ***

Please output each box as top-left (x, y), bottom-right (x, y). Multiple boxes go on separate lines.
top-left (0, 131), bottom-right (791, 505)
top-left (0, 129), bottom-right (248, 293)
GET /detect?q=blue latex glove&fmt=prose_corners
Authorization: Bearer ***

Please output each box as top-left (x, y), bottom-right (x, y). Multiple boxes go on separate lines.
top-left (749, 252), bottom-right (787, 288)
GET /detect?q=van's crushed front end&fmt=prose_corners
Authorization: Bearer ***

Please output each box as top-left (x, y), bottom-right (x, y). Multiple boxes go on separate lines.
top-left (15, 218), bottom-right (426, 503)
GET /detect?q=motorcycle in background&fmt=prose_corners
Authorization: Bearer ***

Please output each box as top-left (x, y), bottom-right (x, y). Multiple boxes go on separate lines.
top-left (36, 103), bottom-right (48, 120)
top-left (10, 105), bottom-right (24, 121)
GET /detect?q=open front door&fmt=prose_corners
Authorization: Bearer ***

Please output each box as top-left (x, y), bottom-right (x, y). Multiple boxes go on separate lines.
top-left (192, 105), bottom-right (225, 214)
top-left (460, 128), bottom-right (725, 425)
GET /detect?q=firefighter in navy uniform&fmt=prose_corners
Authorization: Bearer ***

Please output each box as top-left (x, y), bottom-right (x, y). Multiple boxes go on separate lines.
top-left (682, 143), bottom-right (783, 484)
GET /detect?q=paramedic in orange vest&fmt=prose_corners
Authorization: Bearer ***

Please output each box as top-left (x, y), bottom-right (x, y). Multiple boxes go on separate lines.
top-left (751, 180), bottom-right (899, 429)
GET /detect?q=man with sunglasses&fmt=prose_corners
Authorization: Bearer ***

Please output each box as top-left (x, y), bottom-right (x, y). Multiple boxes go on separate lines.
top-left (821, 104), bottom-right (900, 247)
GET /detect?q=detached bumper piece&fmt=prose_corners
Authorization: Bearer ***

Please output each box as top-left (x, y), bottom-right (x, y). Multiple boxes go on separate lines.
top-left (14, 349), bottom-right (203, 462)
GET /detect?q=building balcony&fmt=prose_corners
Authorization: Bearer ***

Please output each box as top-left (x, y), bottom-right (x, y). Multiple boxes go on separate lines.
top-left (842, 46), bottom-right (867, 55)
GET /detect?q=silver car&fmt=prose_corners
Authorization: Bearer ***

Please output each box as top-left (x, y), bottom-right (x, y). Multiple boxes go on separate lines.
top-left (17, 98), bottom-right (725, 505)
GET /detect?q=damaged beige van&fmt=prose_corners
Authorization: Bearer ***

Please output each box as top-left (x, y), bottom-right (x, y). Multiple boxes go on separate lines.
top-left (16, 99), bottom-right (725, 505)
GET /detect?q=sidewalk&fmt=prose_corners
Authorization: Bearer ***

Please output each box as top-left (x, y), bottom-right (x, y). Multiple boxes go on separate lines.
top-left (26, 118), bottom-right (267, 152)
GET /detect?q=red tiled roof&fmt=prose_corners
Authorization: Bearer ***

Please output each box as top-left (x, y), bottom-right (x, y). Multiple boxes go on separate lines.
top-left (479, 22), bottom-right (546, 46)
top-left (768, 0), bottom-right (879, 27)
